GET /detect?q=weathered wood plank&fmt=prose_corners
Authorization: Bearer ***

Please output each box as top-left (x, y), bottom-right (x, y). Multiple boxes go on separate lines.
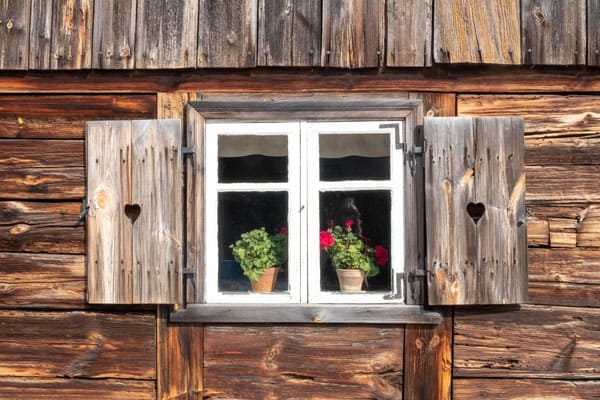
top-left (409, 93), bottom-right (456, 118)
top-left (434, 0), bottom-right (520, 64)
top-left (454, 305), bottom-right (600, 378)
top-left (0, 94), bottom-right (156, 139)
top-left (0, 0), bottom-right (31, 69)
top-left (0, 310), bottom-right (156, 379)
top-left (321, 0), bottom-right (384, 68)
top-left (198, 0), bottom-right (256, 68)
top-left (258, 0), bottom-right (321, 66)
top-left (589, 0), bottom-right (600, 66)
top-left (403, 308), bottom-right (452, 400)
top-left (29, 0), bottom-right (53, 69)
top-left (0, 167), bottom-right (84, 200)
top-left (522, 0), bottom-right (586, 65)
top-left (0, 139), bottom-right (83, 167)
top-left (135, 0), bottom-right (198, 69)
top-left (386, 0), bottom-right (431, 67)
top-left (203, 325), bottom-right (404, 399)
top-left (156, 307), bottom-right (202, 400)
top-left (526, 165), bottom-right (600, 204)
top-left (458, 94), bottom-right (600, 166)
top-left (50, 0), bottom-right (93, 69)
top-left (92, 0), bottom-right (136, 69)
top-left (0, 252), bottom-right (85, 309)
top-left (425, 117), bottom-right (527, 305)
top-left (0, 377), bottom-right (155, 400)
top-left (157, 91), bottom-right (198, 120)
top-left (86, 121), bottom-right (132, 303)
top-left (454, 378), bottom-right (600, 400)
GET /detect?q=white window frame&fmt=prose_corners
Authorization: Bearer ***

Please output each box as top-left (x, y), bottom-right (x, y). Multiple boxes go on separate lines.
top-left (204, 120), bottom-right (404, 304)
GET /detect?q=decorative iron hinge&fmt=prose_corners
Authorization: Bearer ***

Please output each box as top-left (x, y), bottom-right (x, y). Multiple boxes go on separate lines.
top-left (183, 267), bottom-right (197, 302)
top-left (408, 141), bottom-right (424, 176)
top-left (78, 199), bottom-right (89, 222)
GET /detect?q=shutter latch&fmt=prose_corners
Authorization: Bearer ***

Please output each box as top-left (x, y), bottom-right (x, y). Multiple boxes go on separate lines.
top-left (408, 143), bottom-right (424, 176)
top-left (79, 199), bottom-right (89, 222)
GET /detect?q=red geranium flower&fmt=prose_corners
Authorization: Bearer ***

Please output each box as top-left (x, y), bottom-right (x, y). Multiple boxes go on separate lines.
top-left (344, 220), bottom-right (354, 228)
top-left (374, 245), bottom-right (389, 265)
top-left (320, 230), bottom-right (334, 250)
top-left (280, 227), bottom-right (288, 235)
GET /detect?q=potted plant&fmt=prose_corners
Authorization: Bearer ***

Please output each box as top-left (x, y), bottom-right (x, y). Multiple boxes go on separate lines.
top-left (230, 227), bottom-right (287, 293)
top-left (320, 220), bottom-right (388, 292)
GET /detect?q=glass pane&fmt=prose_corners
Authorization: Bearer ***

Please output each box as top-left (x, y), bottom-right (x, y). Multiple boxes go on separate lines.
top-left (218, 135), bottom-right (288, 183)
top-left (319, 191), bottom-right (391, 292)
top-left (218, 192), bottom-right (289, 293)
top-left (320, 133), bottom-right (390, 181)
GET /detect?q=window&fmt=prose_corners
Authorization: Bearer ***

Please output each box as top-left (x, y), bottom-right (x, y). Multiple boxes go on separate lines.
top-left (204, 120), bottom-right (404, 304)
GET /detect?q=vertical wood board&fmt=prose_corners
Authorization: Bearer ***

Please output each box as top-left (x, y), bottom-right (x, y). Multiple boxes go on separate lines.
top-left (258, 0), bottom-right (321, 66)
top-left (321, 0), bottom-right (384, 68)
top-left (386, 0), bottom-right (432, 66)
top-left (522, 0), bottom-right (586, 65)
top-left (425, 117), bottom-right (527, 305)
top-left (0, 0), bottom-right (31, 69)
top-left (589, 0), bottom-right (600, 65)
top-left (92, 0), bottom-right (136, 69)
top-left (434, 0), bottom-right (520, 64)
top-left (29, 0), bottom-right (52, 69)
top-left (50, 0), bottom-right (93, 69)
top-left (135, 0), bottom-right (198, 69)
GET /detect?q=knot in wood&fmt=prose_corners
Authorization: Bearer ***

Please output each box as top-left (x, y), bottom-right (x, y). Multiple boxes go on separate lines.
top-left (6, 19), bottom-right (13, 31)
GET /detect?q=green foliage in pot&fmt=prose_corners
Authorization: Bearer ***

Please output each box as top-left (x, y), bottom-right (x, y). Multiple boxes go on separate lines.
top-left (230, 227), bottom-right (287, 283)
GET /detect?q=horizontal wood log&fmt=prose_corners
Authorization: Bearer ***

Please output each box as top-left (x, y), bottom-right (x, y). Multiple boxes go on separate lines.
top-left (0, 310), bottom-right (156, 379)
top-left (1, 67), bottom-right (600, 93)
top-left (0, 167), bottom-right (84, 200)
top-left (528, 281), bottom-right (600, 308)
top-left (525, 166), bottom-right (600, 204)
top-left (525, 203), bottom-right (600, 247)
top-left (0, 252), bottom-right (85, 309)
top-left (453, 378), bottom-right (600, 400)
top-left (203, 325), bottom-right (404, 399)
top-left (458, 94), bottom-right (600, 165)
top-left (0, 140), bottom-right (83, 168)
top-left (454, 305), bottom-right (600, 378)
top-left (0, 94), bottom-right (156, 139)
top-left (0, 377), bottom-right (155, 400)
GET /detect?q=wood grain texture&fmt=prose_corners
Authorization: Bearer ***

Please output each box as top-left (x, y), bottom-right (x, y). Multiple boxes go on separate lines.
top-left (92, 0), bottom-right (136, 69)
top-left (526, 165), bottom-right (600, 204)
top-left (203, 325), bottom-right (404, 399)
top-left (29, 0), bottom-right (52, 69)
top-left (403, 308), bottom-right (452, 400)
top-left (0, 377), bottom-right (155, 400)
top-left (386, 0), bottom-right (431, 67)
top-left (258, 0), bottom-right (321, 66)
top-left (198, 0), bottom-right (256, 68)
top-left (589, 0), bottom-right (600, 66)
top-left (0, 166), bottom-right (84, 200)
top-left (0, 94), bottom-right (156, 139)
top-left (454, 378), bottom-right (600, 400)
top-left (135, 0), bottom-right (198, 69)
top-left (0, 201), bottom-right (83, 254)
top-left (425, 117), bottom-right (527, 305)
top-left (454, 305), bottom-right (600, 379)
top-left (458, 94), bottom-right (600, 166)
top-left (0, 252), bottom-right (85, 309)
top-left (522, 0), bottom-right (586, 65)
top-left (0, 139), bottom-right (83, 167)
top-left (527, 203), bottom-right (600, 248)
top-left (321, 0), bottom-right (384, 68)
top-left (0, 310), bottom-right (156, 379)
top-left (434, 0), bottom-right (520, 64)
top-left (0, 0), bottom-right (31, 69)
top-left (51, 0), bottom-right (93, 69)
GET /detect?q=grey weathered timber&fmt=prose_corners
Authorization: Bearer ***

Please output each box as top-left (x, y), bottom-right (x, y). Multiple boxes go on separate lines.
top-left (51, 0), bottom-right (93, 69)
top-left (522, 0), bottom-right (586, 65)
top-left (424, 117), bottom-right (527, 305)
top-left (258, 0), bottom-right (321, 66)
top-left (589, 0), bottom-right (600, 65)
top-left (0, 0), bottom-right (30, 69)
top-left (434, 0), bottom-right (520, 64)
top-left (386, 0), bottom-right (431, 67)
top-left (29, 0), bottom-right (52, 69)
top-left (198, 0), bottom-right (256, 68)
top-left (171, 304), bottom-right (441, 324)
top-left (321, 0), bottom-right (384, 68)
top-left (135, 0), bottom-right (197, 69)
top-left (92, 0), bottom-right (136, 69)
top-left (86, 120), bottom-right (183, 304)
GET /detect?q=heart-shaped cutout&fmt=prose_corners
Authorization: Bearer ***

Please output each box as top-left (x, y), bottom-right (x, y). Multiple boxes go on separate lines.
top-left (466, 202), bottom-right (485, 224)
top-left (124, 204), bottom-right (141, 223)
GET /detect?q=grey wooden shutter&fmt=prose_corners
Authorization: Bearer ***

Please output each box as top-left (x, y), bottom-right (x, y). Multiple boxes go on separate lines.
top-left (424, 117), bottom-right (527, 305)
top-left (86, 119), bottom-right (183, 304)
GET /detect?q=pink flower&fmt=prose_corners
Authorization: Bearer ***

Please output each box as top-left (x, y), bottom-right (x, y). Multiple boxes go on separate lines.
top-left (375, 245), bottom-right (389, 266)
top-left (320, 231), bottom-right (334, 250)
top-left (280, 227), bottom-right (288, 235)
top-left (344, 220), bottom-right (354, 228)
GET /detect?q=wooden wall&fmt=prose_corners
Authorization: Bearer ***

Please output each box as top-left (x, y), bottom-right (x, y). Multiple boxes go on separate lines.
top-left (1, 0), bottom-right (600, 70)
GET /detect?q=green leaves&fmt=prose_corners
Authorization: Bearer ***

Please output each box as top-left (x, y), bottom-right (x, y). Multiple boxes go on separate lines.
top-left (230, 227), bottom-right (287, 283)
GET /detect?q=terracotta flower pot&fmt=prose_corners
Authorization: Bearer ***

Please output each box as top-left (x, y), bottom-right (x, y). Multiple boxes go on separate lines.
top-left (336, 269), bottom-right (365, 292)
top-left (250, 267), bottom-right (280, 293)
